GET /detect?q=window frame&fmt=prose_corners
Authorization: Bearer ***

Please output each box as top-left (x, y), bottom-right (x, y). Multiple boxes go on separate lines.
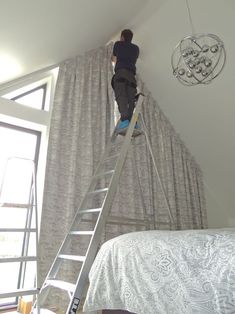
top-left (0, 66), bottom-right (58, 311)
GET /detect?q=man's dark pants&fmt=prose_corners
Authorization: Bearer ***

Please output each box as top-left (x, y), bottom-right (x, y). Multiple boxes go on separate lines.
top-left (112, 69), bottom-right (137, 121)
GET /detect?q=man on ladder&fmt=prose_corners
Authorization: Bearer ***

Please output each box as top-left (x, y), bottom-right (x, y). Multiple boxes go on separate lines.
top-left (111, 29), bottom-right (140, 134)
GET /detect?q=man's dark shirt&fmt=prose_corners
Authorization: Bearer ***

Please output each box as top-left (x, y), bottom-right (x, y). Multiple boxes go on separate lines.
top-left (113, 41), bottom-right (139, 75)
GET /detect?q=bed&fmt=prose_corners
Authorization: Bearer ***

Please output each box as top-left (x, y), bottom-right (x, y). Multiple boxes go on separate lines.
top-left (83, 228), bottom-right (235, 314)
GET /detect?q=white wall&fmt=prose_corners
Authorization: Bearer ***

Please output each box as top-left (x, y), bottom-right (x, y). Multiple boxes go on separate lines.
top-left (125, 0), bottom-right (235, 228)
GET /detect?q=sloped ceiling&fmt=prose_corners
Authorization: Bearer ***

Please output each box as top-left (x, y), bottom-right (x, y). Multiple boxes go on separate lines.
top-left (0, 0), bottom-right (234, 228)
top-left (0, 0), bottom-right (151, 83)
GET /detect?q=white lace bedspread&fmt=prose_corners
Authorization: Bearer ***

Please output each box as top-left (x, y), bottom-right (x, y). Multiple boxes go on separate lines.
top-left (83, 229), bottom-right (235, 314)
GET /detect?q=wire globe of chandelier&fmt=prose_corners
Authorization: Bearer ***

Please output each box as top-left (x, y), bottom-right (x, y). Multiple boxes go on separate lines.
top-left (171, 1), bottom-right (226, 86)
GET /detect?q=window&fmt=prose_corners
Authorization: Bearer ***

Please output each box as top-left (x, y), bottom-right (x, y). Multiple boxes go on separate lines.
top-left (0, 67), bottom-right (58, 311)
top-left (0, 123), bottom-right (40, 309)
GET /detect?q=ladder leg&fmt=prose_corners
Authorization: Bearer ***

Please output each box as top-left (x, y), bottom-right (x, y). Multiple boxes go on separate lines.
top-left (129, 142), bottom-right (150, 230)
top-left (139, 114), bottom-right (175, 225)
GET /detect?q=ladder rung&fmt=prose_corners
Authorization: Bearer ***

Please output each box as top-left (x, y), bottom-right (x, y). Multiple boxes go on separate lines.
top-left (46, 279), bottom-right (75, 293)
top-left (87, 188), bottom-right (108, 195)
top-left (107, 216), bottom-right (148, 226)
top-left (0, 228), bottom-right (36, 232)
top-left (132, 128), bottom-right (144, 137)
top-left (0, 256), bottom-right (37, 263)
top-left (0, 288), bottom-right (38, 298)
top-left (79, 208), bottom-right (102, 214)
top-left (94, 169), bottom-right (114, 178)
top-left (58, 254), bottom-right (86, 262)
top-left (0, 202), bottom-right (34, 208)
top-left (69, 231), bottom-right (94, 235)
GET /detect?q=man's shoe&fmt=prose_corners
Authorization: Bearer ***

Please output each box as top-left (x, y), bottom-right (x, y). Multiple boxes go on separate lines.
top-left (118, 120), bottom-right (129, 129)
top-left (116, 119), bottom-right (129, 135)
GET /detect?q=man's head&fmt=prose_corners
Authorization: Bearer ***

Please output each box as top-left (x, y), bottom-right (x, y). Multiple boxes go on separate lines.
top-left (120, 29), bottom-right (133, 43)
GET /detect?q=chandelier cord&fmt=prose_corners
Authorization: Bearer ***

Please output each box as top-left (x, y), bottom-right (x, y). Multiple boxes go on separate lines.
top-left (186, 0), bottom-right (196, 35)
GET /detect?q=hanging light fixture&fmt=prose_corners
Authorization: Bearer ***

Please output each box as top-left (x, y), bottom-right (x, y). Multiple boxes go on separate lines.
top-left (171, 0), bottom-right (226, 86)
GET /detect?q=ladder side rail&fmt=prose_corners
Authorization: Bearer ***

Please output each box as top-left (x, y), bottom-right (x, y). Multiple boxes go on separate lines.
top-left (129, 144), bottom-right (150, 230)
top-left (18, 176), bottom-right (34, 291)
top-left (66, 95), bottom-right (144, 313)
top-left (37, 130), bottom-right (118, 286)
top-left (140, 114), bottom-right (175, 224)
top-left (32, 162), bottom-right (40, 314)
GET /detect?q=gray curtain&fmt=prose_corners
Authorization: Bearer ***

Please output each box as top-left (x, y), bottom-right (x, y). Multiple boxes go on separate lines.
top-left (38, 43), bottom-right (114, 293)
top-left (38, 42), bottom-right (207, 310)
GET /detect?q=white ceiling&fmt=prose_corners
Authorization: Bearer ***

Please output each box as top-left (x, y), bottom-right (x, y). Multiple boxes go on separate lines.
top-left (0, 0), bottom-right (234, 227)
top-left (0, 0), bottom-right (150, 83)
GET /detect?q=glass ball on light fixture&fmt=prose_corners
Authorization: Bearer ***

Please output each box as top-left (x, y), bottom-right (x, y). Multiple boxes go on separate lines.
top-left (178, 68), bottom-right (185, 76)
top-left (188, 62), bottom-right (195, 69)
top-left (182, 50), bottom-right (188, 57)
top-left (204, 59), bottom-right (212, 67)
top-left (186, 71), bottom-right (193, 78)
top-left (201, 69), bottom-right (209, 77)
top-left (211, 44), bottom-right (219, 53)
top-left (195, 66), bottom-right (202, 73)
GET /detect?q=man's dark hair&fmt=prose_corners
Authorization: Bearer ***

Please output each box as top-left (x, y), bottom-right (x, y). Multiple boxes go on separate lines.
top-left (121, 29), bottom-right (133, 42)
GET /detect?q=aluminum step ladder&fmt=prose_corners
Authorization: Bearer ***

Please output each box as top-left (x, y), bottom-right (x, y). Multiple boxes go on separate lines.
top-left (34, 94), bottom-right (174, 313)
top-left (0, 157), bottom-right (39, 309)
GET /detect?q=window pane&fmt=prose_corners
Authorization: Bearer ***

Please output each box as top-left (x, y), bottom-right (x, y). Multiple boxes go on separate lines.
top-left (0, 207), bottom-right (28, 229)
top-left (13, 88), bottom-right (45, 110)
top-left (0, 158), bottom-right (35, 204)
top-left (0, 263), bottom-right (19, 305)
top-left (0, 232), bottom-right (24, 257)
top-left (0, 125), bottom-right (37, 188)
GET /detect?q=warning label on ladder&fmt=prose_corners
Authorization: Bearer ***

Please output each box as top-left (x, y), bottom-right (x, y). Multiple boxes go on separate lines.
top-left (69, 297), bottom-right (80, 313)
